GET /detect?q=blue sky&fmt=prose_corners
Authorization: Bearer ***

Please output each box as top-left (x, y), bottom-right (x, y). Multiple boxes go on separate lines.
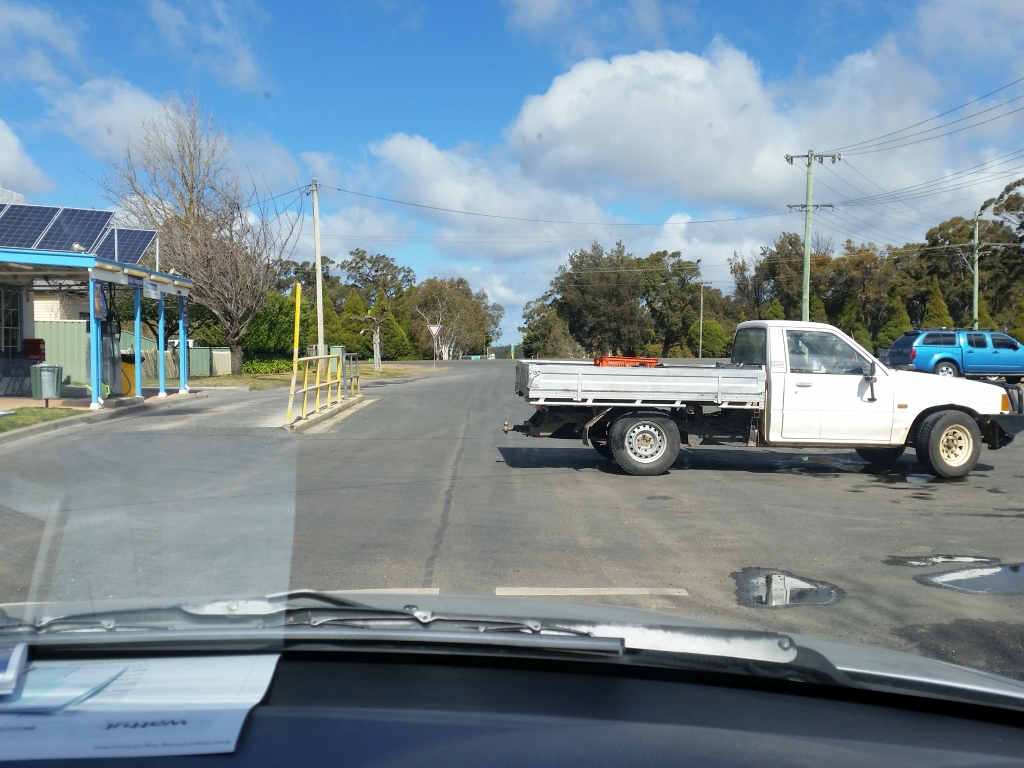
top-left (2, 0), bottom-right (1023, 342)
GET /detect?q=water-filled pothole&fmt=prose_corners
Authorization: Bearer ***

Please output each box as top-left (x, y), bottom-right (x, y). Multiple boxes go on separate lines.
top-left (884, 555), bottom-right (1000, 568)
top-left (732, 567), bottom-right (844, 608)
top-left (915, 564), bottom-right (1024, 595)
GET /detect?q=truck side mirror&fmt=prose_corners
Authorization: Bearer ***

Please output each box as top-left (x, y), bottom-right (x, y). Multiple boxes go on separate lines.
top-left (869, 360), bottom-right (877, 377)
top-left (865, 360), bottom-right (877, 403)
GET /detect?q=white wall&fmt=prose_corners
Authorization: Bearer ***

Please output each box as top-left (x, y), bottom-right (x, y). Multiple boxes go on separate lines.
top-left (34, 293), bottom-right (89, 322)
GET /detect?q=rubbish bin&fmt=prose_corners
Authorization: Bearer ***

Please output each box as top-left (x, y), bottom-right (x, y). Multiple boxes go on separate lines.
top-left (121, 353), bottom-right (144, 398)
top-left (31, 363), bottom-right (63, 404)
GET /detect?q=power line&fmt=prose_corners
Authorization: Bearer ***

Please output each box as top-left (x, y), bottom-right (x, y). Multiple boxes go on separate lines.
top-left (842, 103), bottom-right (1024, 156)
top-left (315, 182), bottom-right (789, 227)
top-left (825, 75), bottom-right (1024, 153)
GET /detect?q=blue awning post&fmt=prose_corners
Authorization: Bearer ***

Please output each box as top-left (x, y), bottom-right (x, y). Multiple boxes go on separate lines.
top-left (88, 278), bottom-right (101, 409)
top-left (178, 295), bottom-right (188, 394)
top-left (133, 286), bottom-right (142, 400)
top-left (157, 294), bottom-right (167, 398)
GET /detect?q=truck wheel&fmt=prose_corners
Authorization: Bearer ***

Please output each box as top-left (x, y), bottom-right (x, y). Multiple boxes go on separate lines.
top-left (933, 361), bottom-right (959, 378)
top-left (855, 446), bottom-right (906, 464)
top-left (609, 413), bottom-right (680, 476)
top-left (918, 410), bottom-right (981, 478)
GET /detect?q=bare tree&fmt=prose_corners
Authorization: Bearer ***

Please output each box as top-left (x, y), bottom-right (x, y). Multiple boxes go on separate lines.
top-left (103, 96), bottom-right (301, 374)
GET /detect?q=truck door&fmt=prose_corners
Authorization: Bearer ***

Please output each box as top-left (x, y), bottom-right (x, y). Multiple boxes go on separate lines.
top-left (781, 329), bottom-right (893, 443)
top-left (962, 332), bottom-right (991, 374)
top-left (991, 333), bottom-right (1024, 374)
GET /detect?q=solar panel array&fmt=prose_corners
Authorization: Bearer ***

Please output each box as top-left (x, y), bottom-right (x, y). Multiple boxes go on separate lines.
top-left (0, 205), bottom-right (157, 267)
top-left (35, 208), bottom-right (113, 252)
top-left (94, 227), bottom-right (157, 265)
top-left (0, 205), bottom-right (61, 249)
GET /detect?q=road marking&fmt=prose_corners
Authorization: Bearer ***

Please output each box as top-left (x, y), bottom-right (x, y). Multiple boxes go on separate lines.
top-left (494, 588), bottom-right (688, 596)
top-left (326, 588), bottom-right (440, 595)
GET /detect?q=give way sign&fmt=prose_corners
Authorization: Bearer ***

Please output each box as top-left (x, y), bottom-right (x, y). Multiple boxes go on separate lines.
top-left (427, 324), bottom-right (442, 338)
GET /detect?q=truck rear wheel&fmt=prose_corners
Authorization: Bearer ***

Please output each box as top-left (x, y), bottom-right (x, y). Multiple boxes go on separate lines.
top-left (609, 413), bottom-right (680, 476)
top-left (918, 410), bottom-right (981, 478)
top-left (933, 360), bottom-right (959, 378)
top-left (855, 446), bottom-right (906, 464)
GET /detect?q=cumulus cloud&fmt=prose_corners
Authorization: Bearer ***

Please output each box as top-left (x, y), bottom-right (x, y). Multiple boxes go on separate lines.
top-left (149, 0), bottom-right (265, 91)
top-left (508, 39), bottom-right (953, 215)
top-left (0, 118), bottom-right (51, 192)
top-left (47, 78), bottom-right (161, 158)
top-left (0, 0), bottom-right (81, 86)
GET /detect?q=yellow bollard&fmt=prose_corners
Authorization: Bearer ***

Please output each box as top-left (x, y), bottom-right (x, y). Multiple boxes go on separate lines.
top-left (285, 283), bottom-right (302, 424)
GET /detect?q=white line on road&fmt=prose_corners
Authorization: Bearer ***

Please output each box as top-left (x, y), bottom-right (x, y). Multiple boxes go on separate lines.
top-left (326, 588), bottom-right (441, 595)
top-left (494, 588), bottom-right (688, 596)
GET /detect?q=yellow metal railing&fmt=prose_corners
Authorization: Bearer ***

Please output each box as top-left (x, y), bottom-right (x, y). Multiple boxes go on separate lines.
top-left (284, 283), bottom-right (362, 425)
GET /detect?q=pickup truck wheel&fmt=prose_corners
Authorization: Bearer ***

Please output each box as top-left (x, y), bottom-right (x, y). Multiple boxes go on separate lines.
top-left (855, 446), bottom-right (906, 464)
top-left (919, 410), bottom-right (981, 478)
top-left (609, 413), bottom-right (680, 476)
top-left (933, 361), bottom-right (959, 378)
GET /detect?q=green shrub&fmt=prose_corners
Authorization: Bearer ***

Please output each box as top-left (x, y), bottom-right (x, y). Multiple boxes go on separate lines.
top-left (242, 357), bottom-right (294, 374)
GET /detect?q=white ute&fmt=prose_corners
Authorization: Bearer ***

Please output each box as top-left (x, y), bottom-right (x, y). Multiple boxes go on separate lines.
top-left (504, 320), bottom-right (1024, 477)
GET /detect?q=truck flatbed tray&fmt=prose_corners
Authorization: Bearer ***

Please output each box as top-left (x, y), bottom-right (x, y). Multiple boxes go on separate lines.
top-left (514, 360), bottom-right (766, 408)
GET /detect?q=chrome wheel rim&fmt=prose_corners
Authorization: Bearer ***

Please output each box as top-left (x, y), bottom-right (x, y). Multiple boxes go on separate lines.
top-left (938, 425), bottom-right (972, 467)
top-left (625, 421), bottom-right (667, 463)
top-left (937, 364), bottom-right (956, 377)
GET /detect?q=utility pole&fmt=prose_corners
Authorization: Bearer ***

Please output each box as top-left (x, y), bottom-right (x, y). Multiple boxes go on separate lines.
top-left (785, 150), bottom-right (842, 321)
top-left (972, 210), bottom-right (980, 330)
top-left (311, 178), bottom-right (325, 355)
top-left (696, 259), bottom-right (704, 359)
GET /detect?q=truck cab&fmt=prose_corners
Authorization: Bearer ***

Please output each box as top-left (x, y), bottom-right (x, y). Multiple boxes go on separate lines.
top-left (887, 329), bottom-right (1024, 382)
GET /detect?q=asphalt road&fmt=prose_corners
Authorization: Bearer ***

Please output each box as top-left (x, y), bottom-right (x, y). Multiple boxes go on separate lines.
top-left (2, 362), bottom-right (1023, 679)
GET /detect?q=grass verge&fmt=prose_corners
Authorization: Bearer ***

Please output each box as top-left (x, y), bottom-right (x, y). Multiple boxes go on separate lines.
top-left (0, 407), bottom-right (82, 434)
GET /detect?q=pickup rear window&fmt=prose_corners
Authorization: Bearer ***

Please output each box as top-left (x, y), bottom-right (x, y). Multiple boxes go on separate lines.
top-left (966, 333), bottom-right (988, 348)
top-left (732, 327), bottom-right (767, 365)
top-left (921, 332), bottom-right (956, 346)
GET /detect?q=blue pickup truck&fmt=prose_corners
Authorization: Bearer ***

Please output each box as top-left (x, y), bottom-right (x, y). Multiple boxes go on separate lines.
top-left (888, 329), bottom-right (1024, 382)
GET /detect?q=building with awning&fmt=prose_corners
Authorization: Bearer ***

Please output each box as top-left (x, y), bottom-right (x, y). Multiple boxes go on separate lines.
top-left (0, 202), bottom-right (192, 408)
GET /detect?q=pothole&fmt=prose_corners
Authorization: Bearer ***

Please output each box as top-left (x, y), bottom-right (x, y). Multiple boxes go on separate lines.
top-left (915, 564), bottom-right (1024, 595)
top-left (732, 568), bottom-right (844, 608)
top-left (884, 555), bottom-right (1000, 568)
top-left (645, 495), bottom-right (673, 500)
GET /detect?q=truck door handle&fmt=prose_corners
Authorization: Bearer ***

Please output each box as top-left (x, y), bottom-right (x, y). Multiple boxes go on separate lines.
top-left (795, 382), bottom-right (812, 388)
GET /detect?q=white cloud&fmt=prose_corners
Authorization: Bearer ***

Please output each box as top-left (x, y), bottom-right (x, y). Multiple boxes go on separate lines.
top-left (47, 78), bottom-right (161, 158)
top-left (916, 0), bottom-right (1024, 70)
top-left (503, 0), bottom-right (692, 59)
top-left (148, 0), bottom-right (265, 91)
top-left (0, 0), bottom-right (81, 86)
top-left (0, 117), bottom-right (51, 192)
top-left (508, 39), bottom-right (956, 215)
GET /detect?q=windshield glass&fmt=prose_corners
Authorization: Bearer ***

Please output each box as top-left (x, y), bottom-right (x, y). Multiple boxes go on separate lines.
top-left (2, 0), bottom-right (1024, 702)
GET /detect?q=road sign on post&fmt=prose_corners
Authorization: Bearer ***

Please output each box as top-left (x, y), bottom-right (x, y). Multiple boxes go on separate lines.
top-left (427, 325), bottom-right (442, 367)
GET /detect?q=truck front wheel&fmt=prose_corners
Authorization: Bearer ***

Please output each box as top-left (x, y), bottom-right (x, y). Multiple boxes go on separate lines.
top-left (609, 413), bottom-right (680, 476)
top-left (918, 410), bottom-right (981, 478)
top-left (855, 446), bottom-right (906, 464)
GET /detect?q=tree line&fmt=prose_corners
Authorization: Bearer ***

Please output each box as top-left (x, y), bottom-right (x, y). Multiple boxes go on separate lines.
top-left (521, 177), bottom-right (1024, 358)
top-left (102, 97), bottom-right (502, 372)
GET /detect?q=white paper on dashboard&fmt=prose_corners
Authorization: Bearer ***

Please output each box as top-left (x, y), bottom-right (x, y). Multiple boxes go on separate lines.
top-left (0, 654), bottom-right (279, 761)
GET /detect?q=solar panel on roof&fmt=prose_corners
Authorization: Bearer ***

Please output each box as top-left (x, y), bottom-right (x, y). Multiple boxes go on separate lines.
top-left (35, 208), bottom-right (114, 252)
top-left (94, 228), bottom-right (157, 265)
top-left (0, 205), bottom-right (7, 219)
top-left (0, 205), bottom-right (61, 249)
